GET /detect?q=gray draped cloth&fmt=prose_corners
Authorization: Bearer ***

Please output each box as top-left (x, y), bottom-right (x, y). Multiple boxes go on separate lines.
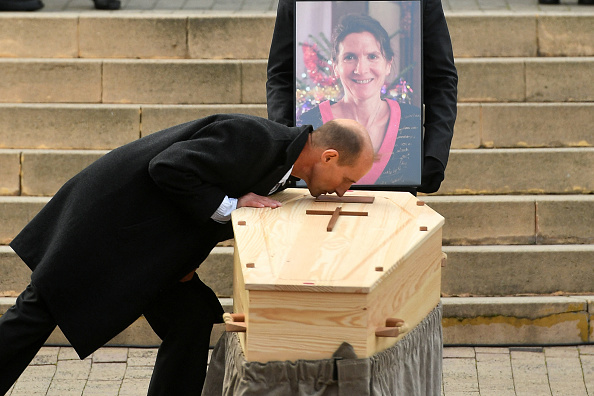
top-left (202, 303), bottom-right (442, 395)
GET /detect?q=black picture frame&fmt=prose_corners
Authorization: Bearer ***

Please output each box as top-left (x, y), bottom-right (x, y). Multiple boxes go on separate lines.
top-left (294, 0), bottom-right (423, 190)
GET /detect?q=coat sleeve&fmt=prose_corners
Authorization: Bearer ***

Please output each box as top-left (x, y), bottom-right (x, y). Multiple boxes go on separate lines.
top-left (419, 0), bottom-right (458, 193)
top-left (266, 0), bottom-right (295, 127)
top-left (147, 120), bottom-right (271, 222)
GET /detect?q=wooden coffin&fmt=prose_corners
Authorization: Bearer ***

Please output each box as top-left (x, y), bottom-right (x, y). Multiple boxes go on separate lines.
top-left (230, 188), bottom-right (444, 363)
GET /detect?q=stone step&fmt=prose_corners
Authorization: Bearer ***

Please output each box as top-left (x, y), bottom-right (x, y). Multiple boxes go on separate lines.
top-left (0, 103), bottom-right (591, 151)
top-left (3, 244), bottom-right (593, 299)
top-left (0, 295), bottom-right (591, 347)
top-left (0, 104), bottom-right (268, 150)
top-left (2, 147), bottom-right (592, 196)
top-left (0, 58), bottom-right (267, 105)
top-left (2, 195), bottom-right (593, 247)
top-left (0, 13), bottom-right (592, 60)
top-left (0, 14), bottom-right (275, 60)
top-left (0, 57), bottom-right (593, 104)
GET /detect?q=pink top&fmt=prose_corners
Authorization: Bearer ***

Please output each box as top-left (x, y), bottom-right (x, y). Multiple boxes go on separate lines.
top-left (319, 99), bottom-right (402, 185)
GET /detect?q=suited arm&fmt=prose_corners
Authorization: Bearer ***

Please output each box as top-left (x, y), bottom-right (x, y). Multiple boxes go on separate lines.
top-left (419, 0), bottom-right (458, 193)
top-left (266, 0), bottom-right (295, 126)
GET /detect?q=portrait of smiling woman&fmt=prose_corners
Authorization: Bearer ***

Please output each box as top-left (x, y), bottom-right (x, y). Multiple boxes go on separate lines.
top-left (296, 7), bottom-right (423, 188)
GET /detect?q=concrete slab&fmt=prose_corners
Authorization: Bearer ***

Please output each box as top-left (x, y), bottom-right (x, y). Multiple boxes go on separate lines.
top-left (79, 15), bottom-right (188, 59)
top-left (536, 195), bottom-right (594, 244)
top-left (538, 14), bottom-right (594, 57)
top-left (526, 57), bottom-right (594, 102)
top-left (0, 15), bottom-right (78, 58)
top-left (0, 150), bottom-right (20, 196)
top-left (102, 60), bottom-right (242, 104)
top-left (0, 104), bottom-right (141, 150)
top-left (0, 59), bottom-right (102, 103)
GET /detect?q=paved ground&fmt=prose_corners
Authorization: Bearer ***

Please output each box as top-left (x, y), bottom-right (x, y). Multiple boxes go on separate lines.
top-left (5, 345), bottom-right (594, 395)
top-left (26, 0), bottom-right (594, 13)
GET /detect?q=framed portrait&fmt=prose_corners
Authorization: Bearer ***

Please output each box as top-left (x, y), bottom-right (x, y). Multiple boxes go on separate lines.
top-left (294, 0), bottom-right (423, 189)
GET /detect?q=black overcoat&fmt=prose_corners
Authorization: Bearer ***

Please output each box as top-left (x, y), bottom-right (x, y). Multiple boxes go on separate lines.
top-left (10, 114), bottom-right (311, 358)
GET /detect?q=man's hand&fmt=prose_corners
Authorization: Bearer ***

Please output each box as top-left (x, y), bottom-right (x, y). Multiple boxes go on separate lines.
top-left (237, 192), bottom-right (282, 209)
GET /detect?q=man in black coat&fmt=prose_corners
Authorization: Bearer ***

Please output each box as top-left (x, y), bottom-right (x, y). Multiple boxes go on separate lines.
top-left (266, 0), bottom-right (458, 194)
top-left (0, 114), bottom-right (374, 395)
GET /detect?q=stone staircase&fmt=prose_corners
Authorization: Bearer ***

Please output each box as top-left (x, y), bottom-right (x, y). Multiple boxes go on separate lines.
top-left (0, 10), bottom-right (593, 348)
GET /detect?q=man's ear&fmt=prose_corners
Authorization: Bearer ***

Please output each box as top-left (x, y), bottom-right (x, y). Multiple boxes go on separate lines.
top-left (321, 149), bottom-right (339, 163)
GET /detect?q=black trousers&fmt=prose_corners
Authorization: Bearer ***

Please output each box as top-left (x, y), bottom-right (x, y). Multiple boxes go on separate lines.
top-left (0, 275), bottom-right (221, 396)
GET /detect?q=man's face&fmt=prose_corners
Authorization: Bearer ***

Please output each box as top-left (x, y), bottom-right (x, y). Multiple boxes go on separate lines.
top-left (306, 151), bottom-right (373, 197)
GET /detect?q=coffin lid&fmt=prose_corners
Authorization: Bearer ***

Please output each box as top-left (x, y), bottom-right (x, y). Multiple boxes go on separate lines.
top-left (232, 189), bottom-right (444, 294)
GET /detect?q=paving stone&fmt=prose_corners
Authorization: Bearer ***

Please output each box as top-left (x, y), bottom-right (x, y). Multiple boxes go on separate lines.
top-left (510, 350), bottom-right (552, 396)
top-left (536, 195), bottom-right (594, 244)
top-left (124, 365), bottom-right (153, 380)
top-left (538, 14), bottom-right (594, 57)
top-left (93, 347), bottom-right (129, 363)
top-left (46, 379), bottom-right (86, 396)
top-left (546, 350), bottom-right (589, 396)
top-left (475, 352), bottom-right (515, 396)
top-left (580, 345), bottom-right (594, 355)
top-left (440, 148), bottom-right (594, 195)
top-left (20, 150), bottom-right (106, 197)
top-left (88, 362), bottom-right (127, 381)
top-left (526, 58), bottom-right (594, 102)
top-left (0, 59), bottom-right (102, 103)
top-left (58, 347), bottom-right (82, 361)
top-left (481, 103), bottom-right (594, 148)
top-left (441, 245), bottom-right (594, 296)
top-left (79, 15), bottom-right (188, 59)
top-left (0, 150), bottom-right (21, 196)
top-left (0, 104), bottom-right (140, 150)
top-left (188, 16), bottom-right (275, 59)
top-left (11, 364), bottom-right (55, 395)
top-left (102, 60), bottom-right (241, 104)
top-left (448, 13), bottom-right (537, 57)
top-left (127, 348), bottom-right (158, 366)
top-left (474, 347), bottom-right (510, 354)
top-left (0, 15), bottom-right (78, 58)
top-left (31, 347), bottom-right (59, 365)
top-left (54, 359), bottom-right (92, 380)
top-left (82, 381), bottom-right (121, 396)
top-left (119, 378), bottom-right (151, 396)
top-left (443, 347), bottom-right (475, 358)
top-left (581, 354), bottom-right (594, 396)
top-left (140, 104), bottom-right (267, 137)
top-left (442, 357), bottom-right (479, 393)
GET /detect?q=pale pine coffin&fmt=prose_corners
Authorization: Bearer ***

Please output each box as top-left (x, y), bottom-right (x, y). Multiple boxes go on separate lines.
top-left (230, 188), bottom-right (444, 363)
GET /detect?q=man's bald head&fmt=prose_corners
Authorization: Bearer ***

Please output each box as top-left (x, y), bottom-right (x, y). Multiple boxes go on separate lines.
top-left (310, 119), bottom-right (374, 167)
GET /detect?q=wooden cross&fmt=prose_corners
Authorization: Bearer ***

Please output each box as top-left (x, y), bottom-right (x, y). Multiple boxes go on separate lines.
top-left (306, 207), bottom-right (368, 232)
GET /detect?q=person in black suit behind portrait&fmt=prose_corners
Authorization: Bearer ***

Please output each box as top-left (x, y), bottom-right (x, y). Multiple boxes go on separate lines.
top-left (0, 114), bottom-right (374, 396)
top-left (267, 0), bottom-right (458, 194)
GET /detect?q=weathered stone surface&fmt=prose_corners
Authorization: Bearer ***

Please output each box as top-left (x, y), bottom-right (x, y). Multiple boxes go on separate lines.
top-left (536, 195), bottom-right (594, 244)
top-left (79, 15), bottom-right (188, 59)
top-left (424, 195), bottom-right (536, 245)
top-left (0, 197), bottom-right (48, 245)
top-left (0, 150), bottom-right (20, 196)
top-left (0, 15), bottom-right (78, 58)
top-left (0, 59), bottom-right (102, 103)
top-left (0, 104), bottom-right (140, 150)
top-left (448, 13), bottom-right (537, 57)
top-left (0, 246), bottom-right (30, 296)
top-left (481, 103), bottom-right (594, 148)
top-left (188, 16), bottom-right (275, 59)
top-left (442, 245), bottom-right (594, 296)
top-left (140, 104), bottom-right (267, 136)
top-left (538, 14), bottom-right (594, 57)
top-left (241, 60), bottom-right (267, 104)
top-left (102, 60), bottom-right (241, 104)
top-left (196, 247), bottom-right (233, 297)
top-left (21, 150), bottom-right (106, 196)
top-left (440, 148), bottom-right (594, 195)
top-left (452, 104), bottom-right (481, 149)
top-left (455, 59), bottom-right (525, 102)
top-left (526, 58), bottom-right (594, 102)
top-left (442, 296), bottom-right (590, 345)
